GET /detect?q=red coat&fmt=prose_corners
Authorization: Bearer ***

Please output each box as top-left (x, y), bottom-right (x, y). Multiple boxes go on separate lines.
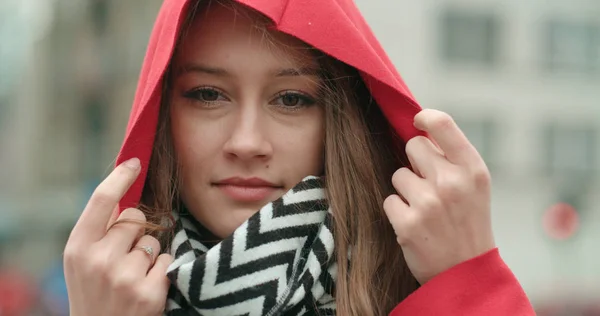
top-left (390, 248), bottom-right (535, 315)
top-left (116, 0), bottom-right (535, 314)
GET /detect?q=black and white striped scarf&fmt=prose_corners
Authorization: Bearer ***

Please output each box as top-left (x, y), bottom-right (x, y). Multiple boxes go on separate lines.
top-left (165, 176), bottom-right (337, 315)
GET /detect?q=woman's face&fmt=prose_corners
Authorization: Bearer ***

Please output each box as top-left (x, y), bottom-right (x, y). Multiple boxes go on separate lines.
top-left (169, 4), bottom-right (325, 238)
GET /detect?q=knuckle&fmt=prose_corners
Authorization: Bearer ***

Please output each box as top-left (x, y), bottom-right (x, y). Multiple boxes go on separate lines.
top-left (401, 212), bottom-right (420, 230)
top-left (392, 167), bottom-right (410, 184)
top-left (89, 191), bottom-right (117, 209)
top-left (87, 253), bottom-right (111, 275)
top-left (110, 270), bottom-right (138, 293)
top-left (383, 195), bottom-right (396, 212)
top-left (63, 245), bottom-right (84, 268)
top-left (415, 192), bottom-right (443, 211)
top-left (383, 195), bottom-right (404, 223)
top-left (436, 173), bottom-right (466, 199)
top-left (394, 212), bottom-right (420, 245)
top-left (395, 235), bottom-right (409, 246)
top-left (430, 111), bottom-right (454, 130)
top-left (395, 233), bottom-right (414, 247)
top-left (471, 166), bottom-right (491, 188)
top-left (135, 290), bottom-right (163, 312)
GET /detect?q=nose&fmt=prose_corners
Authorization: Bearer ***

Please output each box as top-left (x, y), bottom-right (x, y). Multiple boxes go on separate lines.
top-left (222, 105), bottom-right (273, 161)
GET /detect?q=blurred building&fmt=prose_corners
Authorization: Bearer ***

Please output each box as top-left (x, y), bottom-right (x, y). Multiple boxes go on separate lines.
top-left (355, 0), bottom-right (600, 303)
top-left (1, 0), bottom-right (599, 308)
top-left (0, 0), bottom-right (163, 274)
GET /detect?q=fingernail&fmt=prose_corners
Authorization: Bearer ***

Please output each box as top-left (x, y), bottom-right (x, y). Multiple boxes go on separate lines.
top-left (123, 158), bottom-right (140, 170)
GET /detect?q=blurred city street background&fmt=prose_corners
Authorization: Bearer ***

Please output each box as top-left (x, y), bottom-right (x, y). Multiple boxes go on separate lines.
top-left (0, 0), bottom-right (599, 315)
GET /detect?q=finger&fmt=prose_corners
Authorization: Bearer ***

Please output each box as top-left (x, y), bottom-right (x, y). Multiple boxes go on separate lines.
top-left (125, 235), bottom-right (161, 276)
top-left (383, 194), bottom-right (408, 224)
top-left (71, 158), bottom-right (141, 244)
top-left (383, 194), bottom-right (413, 245)
top-left (391, 167), bottom-right (432, 205)
top-left (413, 109), bottom-right (482, 168)
top-left (405, 136), bottom-right (448, 179)
top-left (101, 208), bottom-right (147, 255)
top-left (146, 253), bottom-right (174, 294)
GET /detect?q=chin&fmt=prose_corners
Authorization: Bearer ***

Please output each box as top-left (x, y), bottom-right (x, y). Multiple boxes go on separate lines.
top-left (235, 206), bottom-right (263, 219)
top-left (219, 207), bottom-right (262, 236)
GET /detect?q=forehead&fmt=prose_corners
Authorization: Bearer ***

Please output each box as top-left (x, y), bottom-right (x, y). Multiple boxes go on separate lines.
top-left (175, 3), bottom-right (318, 70)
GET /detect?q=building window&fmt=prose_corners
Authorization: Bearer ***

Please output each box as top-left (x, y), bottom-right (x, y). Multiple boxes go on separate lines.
top-left (125, 3), bottom-right (162, 76)
top-left (90, 0), bottom-right (110, 36)
top-left (440, 9), bottom-right (501, 66)
top-left (543, 20), bottom-right (600, 73)
top-left (81, 93), bottom-right (107, 182)
top-left (543, 124), bottom-right (597, 177)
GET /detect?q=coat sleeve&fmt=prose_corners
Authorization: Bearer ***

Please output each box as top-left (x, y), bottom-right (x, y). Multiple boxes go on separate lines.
top-left (389, 248), bottom-right (535, 316)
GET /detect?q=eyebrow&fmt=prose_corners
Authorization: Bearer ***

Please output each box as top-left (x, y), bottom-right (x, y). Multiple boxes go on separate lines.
top-left (274, 67), bottom-right (320, 77)
top-left (177, 64), bottom-right (230, 77)
top-left (177, 63), bottom-right (320, 78)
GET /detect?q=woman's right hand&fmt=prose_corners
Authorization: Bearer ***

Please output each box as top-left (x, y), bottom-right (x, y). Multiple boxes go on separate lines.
top-left (63, 158), bottom-right (173, 316)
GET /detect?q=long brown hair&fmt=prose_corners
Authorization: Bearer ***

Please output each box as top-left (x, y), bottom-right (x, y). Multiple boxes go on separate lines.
top-left (138, 1), bottom-right (419, 314)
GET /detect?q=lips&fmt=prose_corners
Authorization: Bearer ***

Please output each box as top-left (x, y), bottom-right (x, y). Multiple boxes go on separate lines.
top-left (214, 177), bottom-right (282, 202)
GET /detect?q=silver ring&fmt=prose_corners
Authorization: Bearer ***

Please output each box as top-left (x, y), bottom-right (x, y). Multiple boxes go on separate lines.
top-left (133, 245), bottom-right (154, 261)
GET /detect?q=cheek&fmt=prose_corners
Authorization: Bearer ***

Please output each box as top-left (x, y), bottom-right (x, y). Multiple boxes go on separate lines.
top-left (170, 105), bottom-right (216, 172)
top-left (277, 114), bottom-right (325, 173)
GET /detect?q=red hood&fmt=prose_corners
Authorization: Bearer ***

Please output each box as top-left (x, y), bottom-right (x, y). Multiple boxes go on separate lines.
top-left (116, 0), bottom-right (423, 210)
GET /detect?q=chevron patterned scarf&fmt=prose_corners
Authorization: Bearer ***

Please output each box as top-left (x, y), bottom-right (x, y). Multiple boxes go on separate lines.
top-left (165, 176), bottom-right (337, 315)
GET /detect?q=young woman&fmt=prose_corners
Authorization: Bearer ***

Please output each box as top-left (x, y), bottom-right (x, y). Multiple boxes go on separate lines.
top-left (63, 0), bottom-right (535, 315)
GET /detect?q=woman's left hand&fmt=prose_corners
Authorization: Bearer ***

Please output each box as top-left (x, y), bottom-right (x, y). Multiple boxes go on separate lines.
top-left (383, 109), bottom-right (496, 285)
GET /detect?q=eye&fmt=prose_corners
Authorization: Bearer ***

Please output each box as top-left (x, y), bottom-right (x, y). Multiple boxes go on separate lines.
top-left (281, 94), bottom-right (301, 107)
top-left (198, 89), bottom-right (220, 101)
top-left (272, 91), bottom-right (316, 109)
top-left (183, 87), bottom-right (228, 104)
